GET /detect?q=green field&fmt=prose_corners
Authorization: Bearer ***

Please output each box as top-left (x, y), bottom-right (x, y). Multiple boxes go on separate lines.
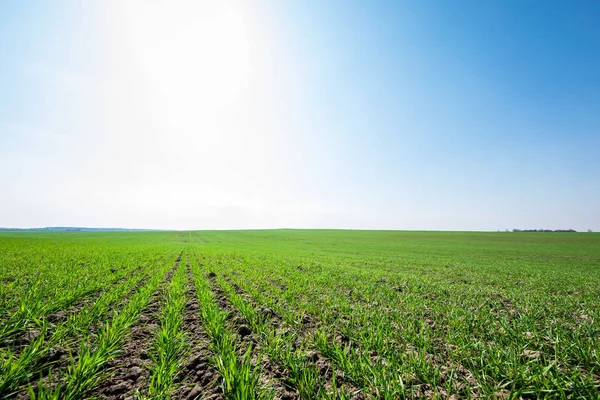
top-left (1, 230), bottom-right (598, 399)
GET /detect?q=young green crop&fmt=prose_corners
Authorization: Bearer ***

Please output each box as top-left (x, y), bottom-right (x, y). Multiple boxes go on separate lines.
top-left (1, 230), bottom-right (598, 399)
top-left (194, 232), bottom-right (600, 398)
top-left (145, 254), bottom-right (188, 399)
top-left (28, 252), bottom-right (178, 400)
top-left (209, 269), bottom-right (352, 399)
top-left (0, 268), bottom-right (145, 397)
top-left (189, 254), bottom-right (269, 400)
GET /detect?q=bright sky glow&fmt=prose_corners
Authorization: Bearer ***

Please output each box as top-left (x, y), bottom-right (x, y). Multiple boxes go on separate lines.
top-left (1, 1), bottom-right (599, 231)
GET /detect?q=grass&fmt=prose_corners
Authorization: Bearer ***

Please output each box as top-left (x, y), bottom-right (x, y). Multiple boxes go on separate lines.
top-left (0, 229), bottom-right (598, 398)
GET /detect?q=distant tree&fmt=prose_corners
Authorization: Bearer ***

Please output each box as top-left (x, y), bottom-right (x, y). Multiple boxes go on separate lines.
top-left (589, 229), bottom-right (593, 233)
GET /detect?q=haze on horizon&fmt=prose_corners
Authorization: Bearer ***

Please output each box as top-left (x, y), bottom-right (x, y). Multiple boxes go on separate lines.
top-left (1, 1), bottom-right (599, 232)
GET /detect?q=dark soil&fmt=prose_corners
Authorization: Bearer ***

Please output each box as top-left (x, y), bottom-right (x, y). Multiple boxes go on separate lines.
top-left (220, 272), bottom-right (366, 399)
top-left (11, 270), bottom-right (160, 399)
top-left (91, 300), bottom-right (161, 399)
top-left (207, 272), bottom-right (300, 400)
top-left (170, 261), bottom-right (222, 400)
top-left (81, 252), bottom-right (181, 400)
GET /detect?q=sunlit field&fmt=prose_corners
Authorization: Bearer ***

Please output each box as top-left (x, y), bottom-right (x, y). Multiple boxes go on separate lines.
top-left (1, 230), bottom-right (598, 399)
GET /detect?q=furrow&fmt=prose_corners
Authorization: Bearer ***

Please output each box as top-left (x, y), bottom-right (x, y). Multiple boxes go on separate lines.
top-left (190, 254), bottom-right (269, 399)
top-left (170, 257), bottom-right (222, 400)
top-left (211, 269), bottom-right (361, 400)
top-left (87, 253), bottom-right (182, 400)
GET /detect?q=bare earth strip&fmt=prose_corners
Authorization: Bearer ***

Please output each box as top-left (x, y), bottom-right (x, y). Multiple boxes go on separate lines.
top-left (170, 259), bottom-right (222, 400)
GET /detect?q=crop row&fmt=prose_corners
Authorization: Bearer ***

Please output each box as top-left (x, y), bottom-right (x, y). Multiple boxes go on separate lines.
top-left (2, 232), bottom-right (598, 399)
top-left (199, 250), bottom-right (599, 398)
top-left (1, 248), bottom-right (178, 399)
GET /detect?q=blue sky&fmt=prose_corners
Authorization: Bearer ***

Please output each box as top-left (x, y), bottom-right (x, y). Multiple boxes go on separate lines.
top-left (1, 1), bottom-right (598, 231)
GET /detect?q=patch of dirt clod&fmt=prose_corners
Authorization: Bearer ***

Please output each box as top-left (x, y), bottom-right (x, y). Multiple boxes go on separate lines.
top-left (170, 263), bottom-right (222, 400)
top-left (213, 272), bottom-right (368, 400)
top-left (205, 272), bottom-right (300, 399)
top-left (92, 303), bottom-right (159, 399)
top-left (87, 253), bottom-right (180, 400)
top-left (13, 276), bottom-right (158, 400)
top-left (229, 275), bottom-right (366, 399)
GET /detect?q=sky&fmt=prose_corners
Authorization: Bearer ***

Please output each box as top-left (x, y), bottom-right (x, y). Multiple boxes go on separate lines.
top-left (1, 0), bottom-right (599, 231)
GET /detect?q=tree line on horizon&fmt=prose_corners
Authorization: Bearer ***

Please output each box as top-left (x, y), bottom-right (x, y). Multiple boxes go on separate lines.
top-left (510, 229), bottom-right (579, 232)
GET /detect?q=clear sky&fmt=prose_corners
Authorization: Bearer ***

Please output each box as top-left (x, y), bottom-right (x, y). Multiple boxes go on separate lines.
top-left (1, 0), bottom-right (598, 231)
